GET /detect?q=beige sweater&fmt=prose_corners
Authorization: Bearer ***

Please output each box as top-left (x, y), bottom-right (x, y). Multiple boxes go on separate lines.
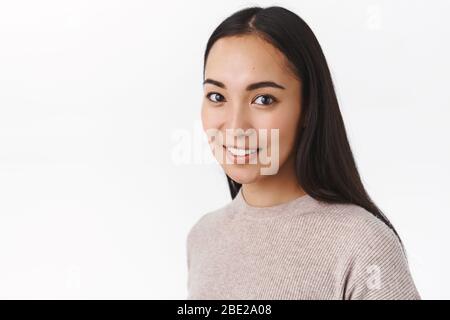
top-left (186, 188), bottom-right (421, 300)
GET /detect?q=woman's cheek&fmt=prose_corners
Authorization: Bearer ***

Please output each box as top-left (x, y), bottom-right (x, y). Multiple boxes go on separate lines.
top-left (202, 103), bottom-right (226, 125)
top-left (268, 124), bottom-right (295, 164)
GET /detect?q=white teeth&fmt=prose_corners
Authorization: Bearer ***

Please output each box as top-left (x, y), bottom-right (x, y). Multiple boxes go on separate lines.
top-left (226, 146), bottom-right (258, 156)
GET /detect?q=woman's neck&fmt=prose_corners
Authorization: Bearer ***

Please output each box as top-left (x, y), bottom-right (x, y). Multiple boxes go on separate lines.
top-left (241, 154), bottom-right (305, 207)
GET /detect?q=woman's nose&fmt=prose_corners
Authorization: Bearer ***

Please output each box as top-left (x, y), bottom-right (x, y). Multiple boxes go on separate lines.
top-left (223, 103), bottom-right (256, 146)
top-left (226, 102), bottom-right (249, 133)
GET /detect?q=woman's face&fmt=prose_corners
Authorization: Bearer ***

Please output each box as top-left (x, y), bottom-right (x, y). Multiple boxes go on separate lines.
top-left (201, 34), bottom-right (302, 184)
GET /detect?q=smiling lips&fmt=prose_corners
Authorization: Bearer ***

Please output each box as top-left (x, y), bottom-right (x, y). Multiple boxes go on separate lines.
top-left (222, 145), bottom-right (261, 161)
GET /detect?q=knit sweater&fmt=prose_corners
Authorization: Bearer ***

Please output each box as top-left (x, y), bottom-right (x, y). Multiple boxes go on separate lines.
top-left (186, 188), bottom-right (421, 300)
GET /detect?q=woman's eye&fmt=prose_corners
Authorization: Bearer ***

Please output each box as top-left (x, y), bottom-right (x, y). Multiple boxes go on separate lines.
top-left (253, 94), bottom-right (277, 106)
top-left (206, 92), bottom-right (225, 103)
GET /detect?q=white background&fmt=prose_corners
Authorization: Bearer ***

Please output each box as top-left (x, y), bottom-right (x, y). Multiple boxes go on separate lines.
top-left (0, 0), bottom-right (448, 299)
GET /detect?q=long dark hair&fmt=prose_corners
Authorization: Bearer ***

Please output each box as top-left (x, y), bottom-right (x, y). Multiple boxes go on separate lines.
top-left (203, 6), bottom-right (402, 243)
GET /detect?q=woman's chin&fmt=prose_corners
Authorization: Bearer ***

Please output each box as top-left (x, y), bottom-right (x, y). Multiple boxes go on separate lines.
top-left (224, 165), bottom-right (262, 184)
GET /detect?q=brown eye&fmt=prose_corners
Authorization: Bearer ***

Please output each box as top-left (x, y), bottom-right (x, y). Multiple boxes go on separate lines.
top-left (206, 92), bottom-right (225, 103)
top-left (253, 94), bottom-right (277, 106)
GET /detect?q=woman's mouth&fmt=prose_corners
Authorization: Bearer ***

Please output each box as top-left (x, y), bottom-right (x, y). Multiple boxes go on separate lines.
top-left (223, 145), bottom-right (261, 162)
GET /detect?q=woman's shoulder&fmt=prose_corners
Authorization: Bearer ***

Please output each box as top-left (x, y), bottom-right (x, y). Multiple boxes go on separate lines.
top-left (310, 200), bottom-right (399, 241)
top-left (325, 205), bottom-right (419, 299)
top-left (309, 201), bottom-right (420, 299)
top-left (300, 199), bottom-right (404, 258)
top-left (186, 202), bottom-right (233, 245)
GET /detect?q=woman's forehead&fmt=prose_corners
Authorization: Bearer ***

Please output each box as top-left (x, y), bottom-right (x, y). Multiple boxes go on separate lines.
top-left (204, 37), bottom-right (297, 92)
top-left (205, 35), bottom-right (291, 81)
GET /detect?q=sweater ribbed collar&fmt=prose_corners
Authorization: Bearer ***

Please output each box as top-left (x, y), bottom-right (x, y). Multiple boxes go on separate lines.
top-left (230, 187), bottom-right (319, 219)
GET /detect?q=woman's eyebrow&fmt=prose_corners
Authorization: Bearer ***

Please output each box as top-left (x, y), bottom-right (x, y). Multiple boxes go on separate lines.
top-left (203, 78), bottom-right (285, 90)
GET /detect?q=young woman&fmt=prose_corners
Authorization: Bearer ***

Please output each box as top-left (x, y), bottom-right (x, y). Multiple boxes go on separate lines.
top-left (186, 6), bottom-right (420, 300)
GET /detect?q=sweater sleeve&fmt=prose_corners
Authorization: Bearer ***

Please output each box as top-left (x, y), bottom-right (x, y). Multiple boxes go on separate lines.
top-left (343, 216), bottom-right (421, 300)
